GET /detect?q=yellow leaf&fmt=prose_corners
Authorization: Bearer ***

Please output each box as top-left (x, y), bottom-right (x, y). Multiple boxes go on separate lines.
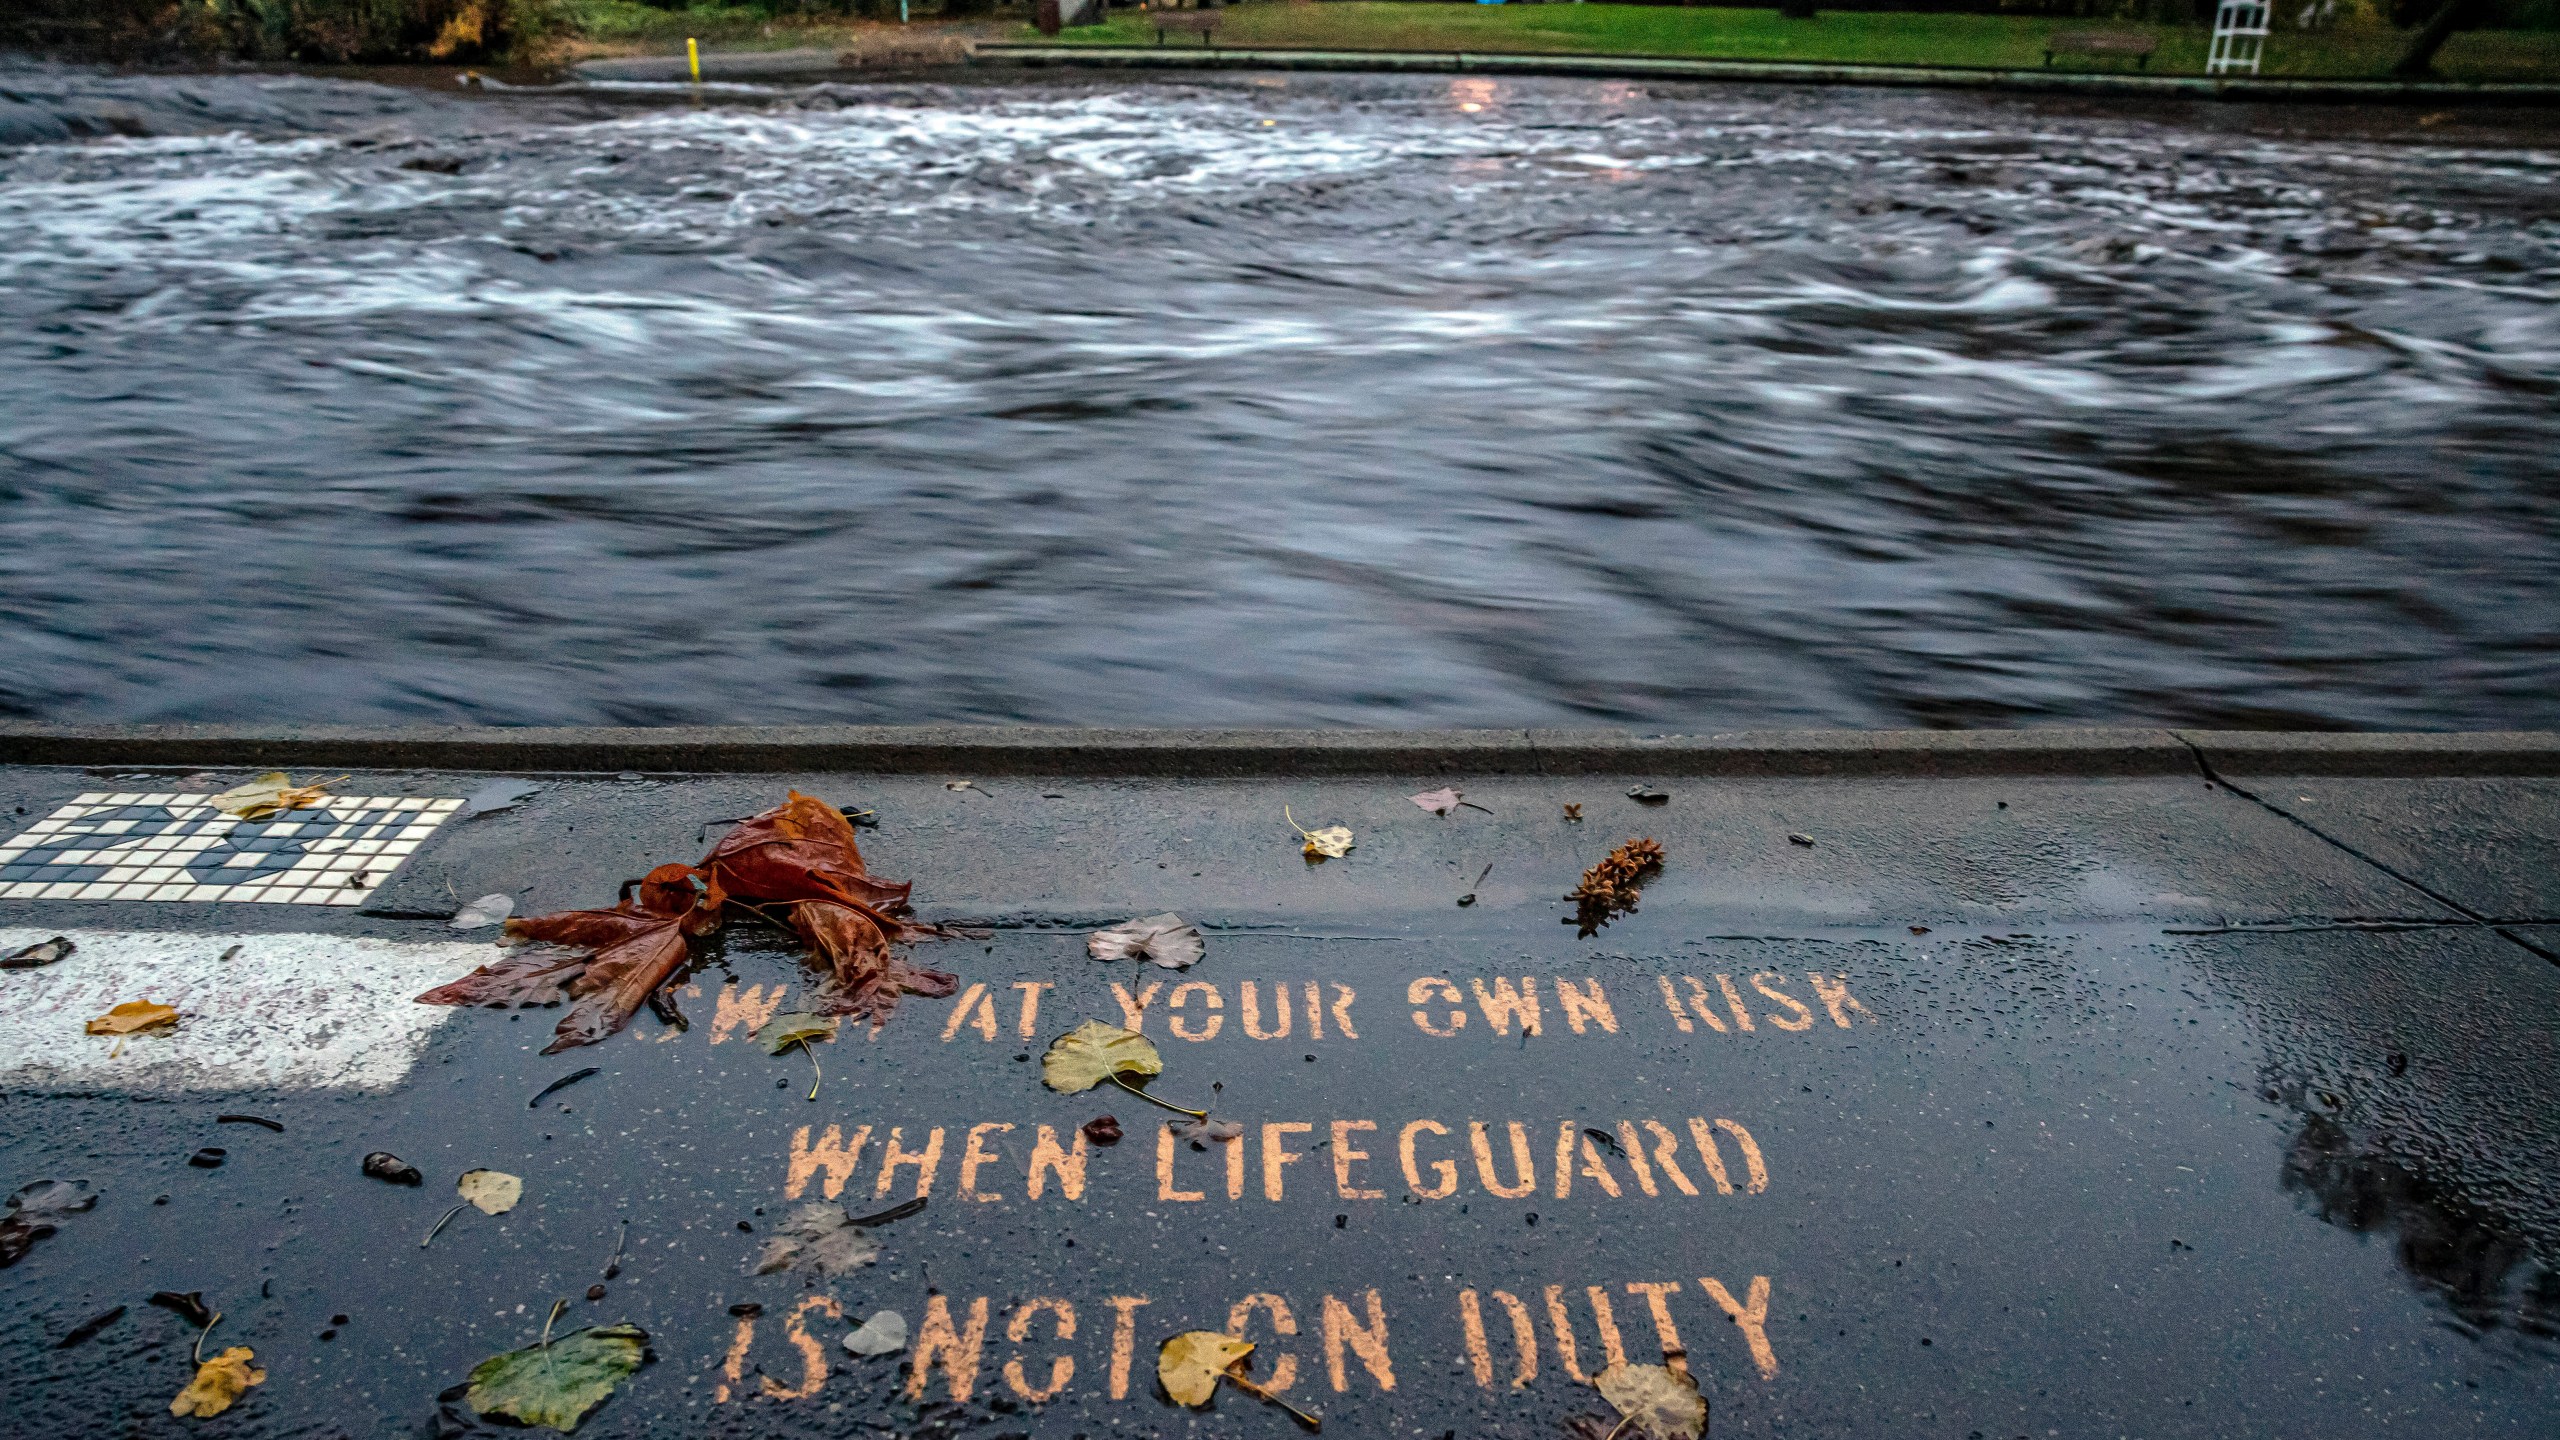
top-left (208, 771), bottom-right (342, 821)
top-left (87, 1000), bottom-right (179, 1036)
top-left (1285, 807), bottom-right (1353, 860)
top-left (1040, 1020), bottom-right (1163, 1095)
top-left (1158, 1330), bottom-right (1254, 1408)
top-left (1596, 1362), bottom-right (1706, 1440)
top-left (170, 1346), bottom-right (264, 1418)
top-left (458, 1168), bottom-right (522, 1215)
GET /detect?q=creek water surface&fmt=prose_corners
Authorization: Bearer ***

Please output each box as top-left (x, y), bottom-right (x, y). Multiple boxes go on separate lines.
top-left (2, 64), bottom-right (2556, 729)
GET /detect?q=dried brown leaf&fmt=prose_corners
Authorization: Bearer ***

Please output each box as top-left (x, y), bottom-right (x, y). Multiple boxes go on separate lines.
top-left (1565, 837), bottom-right (1663, 938)
top-left (417, 863), bottom-right (712, 1054)
top-left (788, 899), bottom-right (957, 1024)
top-left (700, 791), bottom-right (914, 914)
top-left (86, 1000), bottom-right (179, 1036)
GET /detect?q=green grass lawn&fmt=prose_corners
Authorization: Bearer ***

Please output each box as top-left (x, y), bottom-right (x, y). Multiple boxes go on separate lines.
top-left (1036, 3), bottom-right (2560, 82)
top-left (544, 1), bottom-right (969, 54)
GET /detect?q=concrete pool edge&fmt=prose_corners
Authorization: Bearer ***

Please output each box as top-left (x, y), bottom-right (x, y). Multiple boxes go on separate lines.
top-left (2, 725), bottom-right (2554, 779)
top-left (964, 44), bottom-right (2560, 105)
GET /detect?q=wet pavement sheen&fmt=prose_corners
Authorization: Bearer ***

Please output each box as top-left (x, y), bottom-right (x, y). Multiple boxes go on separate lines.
top-left (1, 767), bottom-right (2555, 1435)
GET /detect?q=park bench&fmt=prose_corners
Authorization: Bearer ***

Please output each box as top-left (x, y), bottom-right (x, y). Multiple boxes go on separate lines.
top-left (2044, 30), bottom-right (2159, 69)
top-left (1151, 9), bottom-right (1223, 46)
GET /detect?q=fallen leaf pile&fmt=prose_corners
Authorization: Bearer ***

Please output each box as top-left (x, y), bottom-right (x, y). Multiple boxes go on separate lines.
top-left (0, 1179), bottom-right (95, 1268)
top-left (417, 792), bottom-right (960, 1052)
top-left (699, 792), bottom-right (959, 1022)
top-left (465, 1323), bottom-right (648, 1431)
top-left (1565, 837), bottom-right (1664, 937)
top-left (416, 863), bottom-right (713, 1053)
top-left (171, 1346), bottom-right (264, 1419)
top-left (1087, 913), bottom-right (1205, 970)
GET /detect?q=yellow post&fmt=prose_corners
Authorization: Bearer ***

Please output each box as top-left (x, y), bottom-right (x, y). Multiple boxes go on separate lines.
top-left (687, 37), bottom-right (701, 83)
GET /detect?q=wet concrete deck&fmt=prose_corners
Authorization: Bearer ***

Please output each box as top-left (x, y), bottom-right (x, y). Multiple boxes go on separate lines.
top-left (0, 730), bottom-right (2553, 1436)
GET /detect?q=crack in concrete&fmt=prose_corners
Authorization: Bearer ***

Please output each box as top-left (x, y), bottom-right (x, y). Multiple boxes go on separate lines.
top-left (2173, 732), bottom-right (2557, 966)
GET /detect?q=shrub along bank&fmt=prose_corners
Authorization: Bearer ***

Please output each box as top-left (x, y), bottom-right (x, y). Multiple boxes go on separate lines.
top-left (5, 0), bottom-right (547, 62)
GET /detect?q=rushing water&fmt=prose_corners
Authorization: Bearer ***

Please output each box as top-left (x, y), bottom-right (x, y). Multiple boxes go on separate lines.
top-left (2, 63), bottom-right (2556, 730)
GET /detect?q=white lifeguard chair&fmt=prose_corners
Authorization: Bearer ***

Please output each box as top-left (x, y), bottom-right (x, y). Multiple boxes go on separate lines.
top-left (2208, 0), bottom-right (2271, 75)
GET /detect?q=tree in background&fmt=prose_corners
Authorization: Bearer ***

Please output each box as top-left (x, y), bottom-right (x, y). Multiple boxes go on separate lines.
top-left (2393, 0), bottom-right (2478, 73)
top-left (3, 0), bottom-right (531, 61)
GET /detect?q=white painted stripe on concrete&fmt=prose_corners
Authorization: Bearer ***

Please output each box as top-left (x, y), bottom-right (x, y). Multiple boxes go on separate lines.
top-left (0, 927), bottom-right (491, 1093)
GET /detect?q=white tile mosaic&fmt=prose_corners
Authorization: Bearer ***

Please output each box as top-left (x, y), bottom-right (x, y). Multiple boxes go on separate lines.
top-left (0, 794), bottom-right (459, 905)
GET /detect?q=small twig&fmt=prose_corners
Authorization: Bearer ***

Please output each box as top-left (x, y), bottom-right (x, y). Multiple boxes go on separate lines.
top-left (540, 1298), bottom-right (567, 1350)
top-left (1226, 1370), bottom-right (1322, 1431)
top-left (192, 1312), bottom-right (223, 1365)
top-left (1108, 1071), bottom-right (1207, 1119)
top-left (602, 1220), bottom-right (627, 1280)
top-left (798, 1036), bottom-right (822, 1101)
top-left (215, 1113), bottom-right (283, 1132)
top-left (1459, 800), bottom-right (1494, 815)
top-left (529, 1067), bottom-right (600, 1108)
top-left (421, 1203), bottom-right (467, 1248)
top-left (848, 1197), bottom-right (929, 1227)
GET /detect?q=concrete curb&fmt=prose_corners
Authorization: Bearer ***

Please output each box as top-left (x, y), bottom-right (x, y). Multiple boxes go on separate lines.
top-left (2177, 729), bottom-right (2560, 777)
top-left (2, 725), bottom-right (2554, 779)
top-left (971, 44), bottom-right (2560, 106)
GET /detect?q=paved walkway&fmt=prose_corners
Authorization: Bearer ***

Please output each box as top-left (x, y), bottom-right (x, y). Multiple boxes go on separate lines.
top-left (1, 729), bottom-right (2553, 1435)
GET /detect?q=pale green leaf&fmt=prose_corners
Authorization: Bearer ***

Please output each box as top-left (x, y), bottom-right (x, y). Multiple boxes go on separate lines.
top-left (1041, 1020), bottom-right (1163, 1094)
top-left (466, 1324), bottom-right (648, 1433)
